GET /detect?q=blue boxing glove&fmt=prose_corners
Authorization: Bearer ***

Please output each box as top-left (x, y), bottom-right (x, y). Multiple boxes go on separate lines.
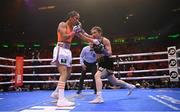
top-left (73, 25), bottom-right (83, 33)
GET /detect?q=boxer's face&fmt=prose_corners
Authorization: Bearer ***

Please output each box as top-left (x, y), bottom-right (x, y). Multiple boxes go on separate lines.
top-left (91, 29), bottom-right (101, 39)
top-left (71, 14), bottom-right (80, 25)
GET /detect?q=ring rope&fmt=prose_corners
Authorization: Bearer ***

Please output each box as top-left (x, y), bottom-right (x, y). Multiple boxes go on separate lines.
top-left (18, 51), bottom-right (170, 62)
top-left (0, 57), bottom-right (15, 61)
top-left (1, 67), bottom-right (180, 77)
top-left (0, 58), bottom-right (173, 69)
top-left (0, 65), bottom-right (15, 68)
top-left (112, 51), bottom-right (167, 58)
top-left (114, 58), bottom-right (168, 65)
top-left (1, 50), bottom-right (179, 62)
top-left (0, 75), bottom-right (172, 85)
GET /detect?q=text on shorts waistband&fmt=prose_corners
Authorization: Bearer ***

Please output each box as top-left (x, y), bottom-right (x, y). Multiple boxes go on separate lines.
top-left (57, 42), bottom-right (71, 49)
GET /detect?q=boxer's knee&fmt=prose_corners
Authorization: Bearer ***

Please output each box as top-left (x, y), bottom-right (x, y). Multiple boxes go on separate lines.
top-left (94, 71), bottom-right (102, 80)
top-left (108, 75), bottom-right (118, 86)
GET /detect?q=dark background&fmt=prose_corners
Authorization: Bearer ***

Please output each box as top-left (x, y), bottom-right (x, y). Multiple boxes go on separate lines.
top-left (0, 0), bottom-right (180, 57)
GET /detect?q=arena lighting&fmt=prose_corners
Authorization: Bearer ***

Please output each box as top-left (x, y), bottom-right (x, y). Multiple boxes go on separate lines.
top-left (147, 36), bottom-right (159, 40)
top-left (2, 45), bottom-right (8, 48)
top-left (71, 42), bottom-right (78, 46)
top-left (38, 5), bottom-right (56, 10)
top-left (172, 7), bottom-right (180, 12)
top-left (17, 44), bottom-right (25, 48)
top-left (83, 42), bottom-right (89, 45)
top-left (33, 44), bottom-right (40, 47)
top-left (113, 39), bottom-right (125, 43)
top-left (136, 36), bottom-right (145, 41)
top-left (168, 33), bottom-right (180, 39)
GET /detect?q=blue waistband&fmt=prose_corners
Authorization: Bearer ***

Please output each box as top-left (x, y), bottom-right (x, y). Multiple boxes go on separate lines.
top-left (57, 42), bottom-right (71, 49)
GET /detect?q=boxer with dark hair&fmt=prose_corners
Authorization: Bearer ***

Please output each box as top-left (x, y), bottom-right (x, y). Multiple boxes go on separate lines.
top-left (50, 11), bottom-right (100, 107)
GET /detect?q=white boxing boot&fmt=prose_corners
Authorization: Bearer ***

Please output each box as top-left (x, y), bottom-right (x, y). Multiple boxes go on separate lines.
top-left (89, 97), bottom-right (104, 104)
top-left (50, 91), bottom-right (58, 99)
top-left (57, 97), bottom-right (75, 107)
top-left (127, 85), bottom-right (136, 96)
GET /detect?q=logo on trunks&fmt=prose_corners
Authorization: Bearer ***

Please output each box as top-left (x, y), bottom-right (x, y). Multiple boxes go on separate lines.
top-left (170, 71), bottom-right (178, 79)
top-left (61, 59), bottom-right (67, 64)
top-left (168, 48), bottom-right (176, 56)
top-left (169, 59), bottom-right (177, 66)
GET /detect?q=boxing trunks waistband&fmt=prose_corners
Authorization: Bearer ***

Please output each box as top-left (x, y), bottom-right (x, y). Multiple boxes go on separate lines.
top-left (57, 42), bottom-right (71, 49)
top-left (97, 56), bottom-right (114, 70)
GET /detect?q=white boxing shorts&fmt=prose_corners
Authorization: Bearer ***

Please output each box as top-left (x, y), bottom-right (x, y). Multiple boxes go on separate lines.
top-left (51, 43), bottom-right (72, 67)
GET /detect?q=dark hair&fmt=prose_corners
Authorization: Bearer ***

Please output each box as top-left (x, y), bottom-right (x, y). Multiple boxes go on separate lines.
top-left (67, 10), bottom-right (79, 19)
top-left (91, 26), bottom-right (103, 34)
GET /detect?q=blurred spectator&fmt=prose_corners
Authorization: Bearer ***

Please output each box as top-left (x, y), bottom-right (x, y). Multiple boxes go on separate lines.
top-left (127, 64), bottom-right (135, 77)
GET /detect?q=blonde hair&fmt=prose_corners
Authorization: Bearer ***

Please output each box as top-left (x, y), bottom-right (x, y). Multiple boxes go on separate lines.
top-left (91, 26), bottom-right (103, 34)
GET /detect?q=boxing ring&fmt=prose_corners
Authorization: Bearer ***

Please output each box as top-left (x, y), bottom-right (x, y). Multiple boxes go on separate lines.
top-left (0, 46), bottom-right (180, 111)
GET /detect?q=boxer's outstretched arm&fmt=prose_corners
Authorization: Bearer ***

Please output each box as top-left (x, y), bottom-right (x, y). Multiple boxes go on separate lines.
top-left (78, 32), bottom-right (99, 45)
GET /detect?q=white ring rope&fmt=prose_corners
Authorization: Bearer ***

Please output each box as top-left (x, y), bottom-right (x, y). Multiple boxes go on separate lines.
top-left (112, 51), bottom-right (167, 58)
top-left (114, 59), bottom-right (168, 65)
top-left (0, 74), bottom-right (15, 76)
top-left (0, 82), bottom-right (14, 85)
top-left (16, 51), bottom-right (169, 62)
top-left (0, 57), bottom-right (15, 61)
top-left (1, 67), bottom-right (180, 77)
top-left (0, 65), bottom-right (15, 68)
top-left (0, 58), bottom-right (172, 69)
top-left (1, 58), bottom-right (179, 69)
top-left (23, 57), bottom-right (81, 62)
top-left (23, 64), bottom-right (81, 68)
top-left (0, 75), bottom-right (172, 85)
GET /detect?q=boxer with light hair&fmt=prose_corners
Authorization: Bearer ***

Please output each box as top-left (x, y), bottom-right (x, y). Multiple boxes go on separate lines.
top-left (50, 11), bottom-right (100, 107)
top-left (77, 26), bottom-right (136, 104)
